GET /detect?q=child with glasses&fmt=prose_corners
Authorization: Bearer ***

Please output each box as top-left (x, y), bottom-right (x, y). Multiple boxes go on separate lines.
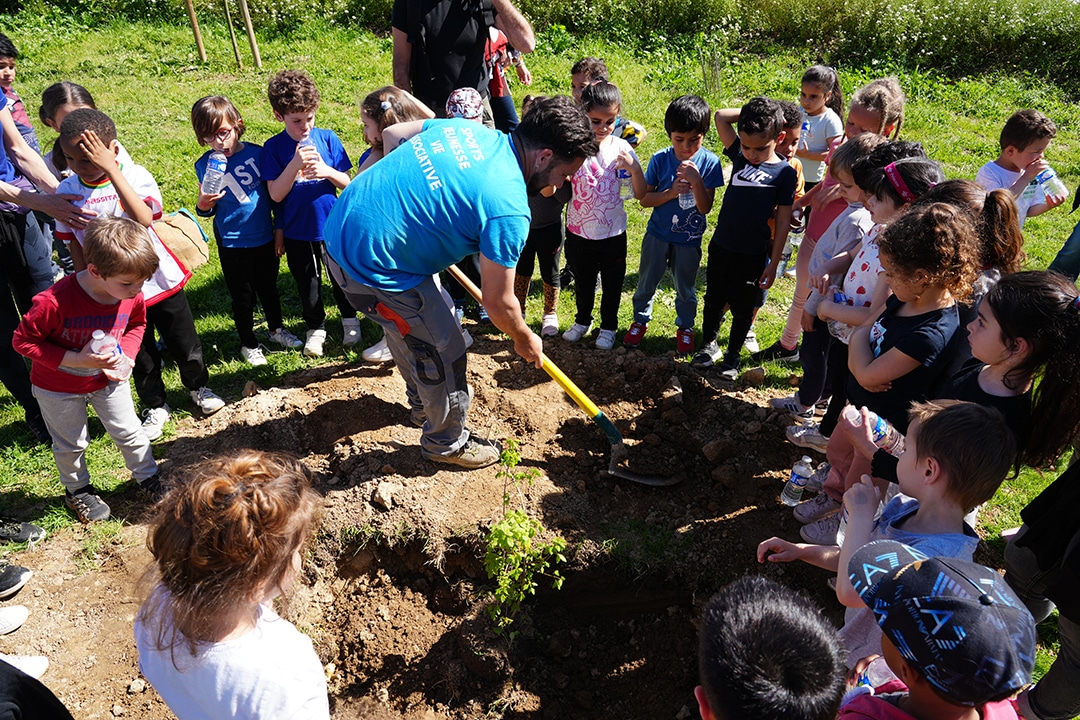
top-left (191, 96), bottom-right (301, 367)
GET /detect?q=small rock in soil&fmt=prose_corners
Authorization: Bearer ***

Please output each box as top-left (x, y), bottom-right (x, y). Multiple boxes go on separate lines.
top-left (372, 481), bottom-right (402, 510)
top-left (111, 705), bottom-right (124, 716)
top-left (741, 366), bottom-right (766, 386)
top-left (126, 679), bottom-right (145, 694)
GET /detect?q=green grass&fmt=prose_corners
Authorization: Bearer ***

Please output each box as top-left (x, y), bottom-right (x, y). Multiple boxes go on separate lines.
top-left (0, 13), bottom-right (1076, 671)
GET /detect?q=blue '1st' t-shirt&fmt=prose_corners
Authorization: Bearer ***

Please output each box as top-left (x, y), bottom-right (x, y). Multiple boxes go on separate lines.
top-left (260, 127), bottom-right (351, 242)
top-left (195, 142), bottom-right (276, 248)
top-left (324, 119), bottom-right (530, 293)
top-left (644, 146), bottom-right (725, 246)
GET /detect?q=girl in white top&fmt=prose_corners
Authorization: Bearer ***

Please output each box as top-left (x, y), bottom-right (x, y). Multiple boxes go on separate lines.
top-left (795, 65), bottom-right (844, 187)
top-left (135, 451), bottom-right (328, 720)
top-left (562, 80), bottom-right (646, 350)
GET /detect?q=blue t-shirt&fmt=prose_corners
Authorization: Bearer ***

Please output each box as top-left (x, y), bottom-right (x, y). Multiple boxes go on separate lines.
top-left (260, 127), bottom-right (351, 242)
top-left (644, 146), bottom-right (725, 246)
top-left (195, 143), bottom-right (276, 248)
top-left (324, 119), bottom-right (530, 292)
top-left (711, 142), bottom-right (797, 256)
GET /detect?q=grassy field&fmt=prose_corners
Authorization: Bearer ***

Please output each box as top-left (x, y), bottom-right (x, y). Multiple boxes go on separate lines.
top-left (1, 13), bottom-right (1077, 674)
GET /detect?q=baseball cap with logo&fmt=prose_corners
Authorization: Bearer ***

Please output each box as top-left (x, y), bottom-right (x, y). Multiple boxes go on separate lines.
top-left (848, 539), bottom-right (1036, 707)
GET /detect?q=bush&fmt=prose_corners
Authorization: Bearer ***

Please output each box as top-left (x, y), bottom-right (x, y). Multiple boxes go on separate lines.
top-left (7, 0), bottom-right (1080, 90)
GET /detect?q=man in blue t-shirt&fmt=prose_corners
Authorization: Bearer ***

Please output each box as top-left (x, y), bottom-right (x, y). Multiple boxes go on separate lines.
top-left (324, 96), bottom-right (596, 469)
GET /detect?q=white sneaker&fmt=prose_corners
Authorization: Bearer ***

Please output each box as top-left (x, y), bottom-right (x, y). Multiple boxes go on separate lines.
top-left (744, 329), bottom-right (760, 353)
top-left (191, 387), bottom-right (225, 415)
top-left (240, 346), bottom-right (267, 366)
top-left (268, 327), bottom-right (303, 349)
top-left (0, 605), bottom-right (28, 635)
top-left (0, 653), bottom-right (48, 679)
top-left (595, 329), bottom-right (616, 350)
top-left (362, 337), bottom-right (393, 363)
top-left (541, 313), bottom-right (559, 337)
top-left (141, 404), bottom-right (171, 442)
top-left (562, 323), bottom-right (592, 343)
top-left (342, 317), bottom-right (361, 347)
top-left (793, 492), bottom-right (841, 524)
top-left (304, 329), bottom-right (327, 357)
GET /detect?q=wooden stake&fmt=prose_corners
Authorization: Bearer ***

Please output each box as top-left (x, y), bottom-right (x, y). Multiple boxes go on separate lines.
top-left (237, 0), bottom-right (262, 68)
top-left (185, 0), bottom-right (207, 62)
top-left (223, 0), bottom-right (243, 69)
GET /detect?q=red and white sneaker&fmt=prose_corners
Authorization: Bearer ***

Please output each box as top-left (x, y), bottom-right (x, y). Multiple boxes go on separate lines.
top-left (623, 322), bottom-right (647, 348)
top-left (676, 327), bottom-right (695, 355)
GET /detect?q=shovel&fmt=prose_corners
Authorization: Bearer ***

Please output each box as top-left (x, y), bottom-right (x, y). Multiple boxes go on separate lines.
top-left (446, 264), bottom-right (679, 487)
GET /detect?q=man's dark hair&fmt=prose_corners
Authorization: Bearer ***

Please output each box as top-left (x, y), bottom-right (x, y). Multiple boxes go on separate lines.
top-left (698, 576), bottom-right (845, 720)
top-left (737, 97), bottom-right (784, 140)
top-left (59, 107), bottom-right (117, 145)
top-left (517, 95), bottom-right (598, 161)
top-left (664, 95), bottom-right (710, 136)
top-left (0, 34), bottom-right (18, 60)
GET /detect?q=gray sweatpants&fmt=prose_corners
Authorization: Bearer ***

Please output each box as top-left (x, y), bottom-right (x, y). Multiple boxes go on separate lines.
top-left (327, 257), bottom-right (471, 458)
top-left (33, 381), bottom-right (157, 493)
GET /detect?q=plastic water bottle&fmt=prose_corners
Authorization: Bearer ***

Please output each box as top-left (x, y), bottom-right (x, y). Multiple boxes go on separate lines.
top-left (826, 287), bottom-right (852, 337)
top-left (678, 189), bottom-right (696, 210)
top-left (298, 137), bottom-right (320, 179)
top-left (775, 237), bottom-right (795, 278)
top-left (842, 405), bottom-right (905, 457)
top-left (780, 455), bottom-right (814, 506)
top-left (618, 169), bottom-right (634, 200)
top-left (201, 151), bottom-right (227, 195)
top-left (1036, 167), bottom-right (1069, 198)
top-left (89, 329), bottom-right (118, 355)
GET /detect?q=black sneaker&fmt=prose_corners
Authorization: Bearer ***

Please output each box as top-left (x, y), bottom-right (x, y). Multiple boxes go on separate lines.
top-left (750, 340), bottom-right (800, 363)
top-left (718, 359), bottom-right (741, 381)
top-left (0, 559), bottom-right (31, 600)
top-left (428, 436), bottom-right (502, 469)
top-left (0, 518), bottom-right (46, 544)
top-left (137, 473), bottom-right (166, 502)
top-left (65, 487), bottom-right (111, 523)
top-left (692, 340), bottom-right (723, 368)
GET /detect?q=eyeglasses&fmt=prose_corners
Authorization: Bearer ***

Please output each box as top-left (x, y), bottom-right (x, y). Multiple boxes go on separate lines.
top-left (202, 126), bottom-right (236, 144)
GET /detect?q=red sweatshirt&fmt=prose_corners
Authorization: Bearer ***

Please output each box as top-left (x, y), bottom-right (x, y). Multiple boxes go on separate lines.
top-left (12, 274), bottom-right (146, 394)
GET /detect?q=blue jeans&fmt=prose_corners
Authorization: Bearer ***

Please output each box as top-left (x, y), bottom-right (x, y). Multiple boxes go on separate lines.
top-left (1006, 525), bottom-right (1080, 720)
top-left (1048, 219), bottom-right (1080, 282)
top-left (631, 232), bottom-right (701, 329)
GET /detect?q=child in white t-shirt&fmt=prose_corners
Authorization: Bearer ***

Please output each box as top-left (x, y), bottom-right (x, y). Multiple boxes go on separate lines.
top-left (135, 451), bottom-right (329, 720)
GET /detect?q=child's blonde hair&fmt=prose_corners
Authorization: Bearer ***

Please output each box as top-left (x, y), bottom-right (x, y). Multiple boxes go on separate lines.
top-left (850, 77), bottom-right (905, 138)
top-left (191, 95), bottom-right (245, 146)
top-left (361, 86), bottom-right (431, 135)
top-left (139, 451), bottom-right (320, 659)
top-left (83, 216), bottom-right (159, 280)
top-left (877, 202), bottom-right (979, 301)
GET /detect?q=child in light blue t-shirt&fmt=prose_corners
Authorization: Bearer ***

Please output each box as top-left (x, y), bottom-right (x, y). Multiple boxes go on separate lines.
top-left (625, 95), bottom-right (724, 355)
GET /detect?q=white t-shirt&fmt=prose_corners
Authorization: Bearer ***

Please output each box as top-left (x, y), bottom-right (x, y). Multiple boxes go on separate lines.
top-left (135, 591), bottom-right (330, 720)
top-left (566, 135), bottom-right (636, 240)
top-left (54, 161), bottom-right (190, 304)
top-left (799, 108), bottom-right (843, 184)
top-left (975, 160), bottom-right (1045, 226)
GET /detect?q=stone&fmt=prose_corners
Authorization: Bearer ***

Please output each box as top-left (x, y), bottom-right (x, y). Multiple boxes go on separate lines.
top-left (740, 366), bottom-right (766, 386)
top-left (372, 481), bottom-right (403, 510)
top-left (242, 380), bottom-right (261, 397)
top-left (127, 679), bottom-right (146, 694)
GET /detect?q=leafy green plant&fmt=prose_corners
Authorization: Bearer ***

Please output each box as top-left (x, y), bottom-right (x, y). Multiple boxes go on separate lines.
top-left (482, 439), bottom-right (566, 636)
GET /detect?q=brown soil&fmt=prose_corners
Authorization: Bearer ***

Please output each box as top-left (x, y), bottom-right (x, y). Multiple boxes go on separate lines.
top-left (3, 333), bottom-right (851, 719)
